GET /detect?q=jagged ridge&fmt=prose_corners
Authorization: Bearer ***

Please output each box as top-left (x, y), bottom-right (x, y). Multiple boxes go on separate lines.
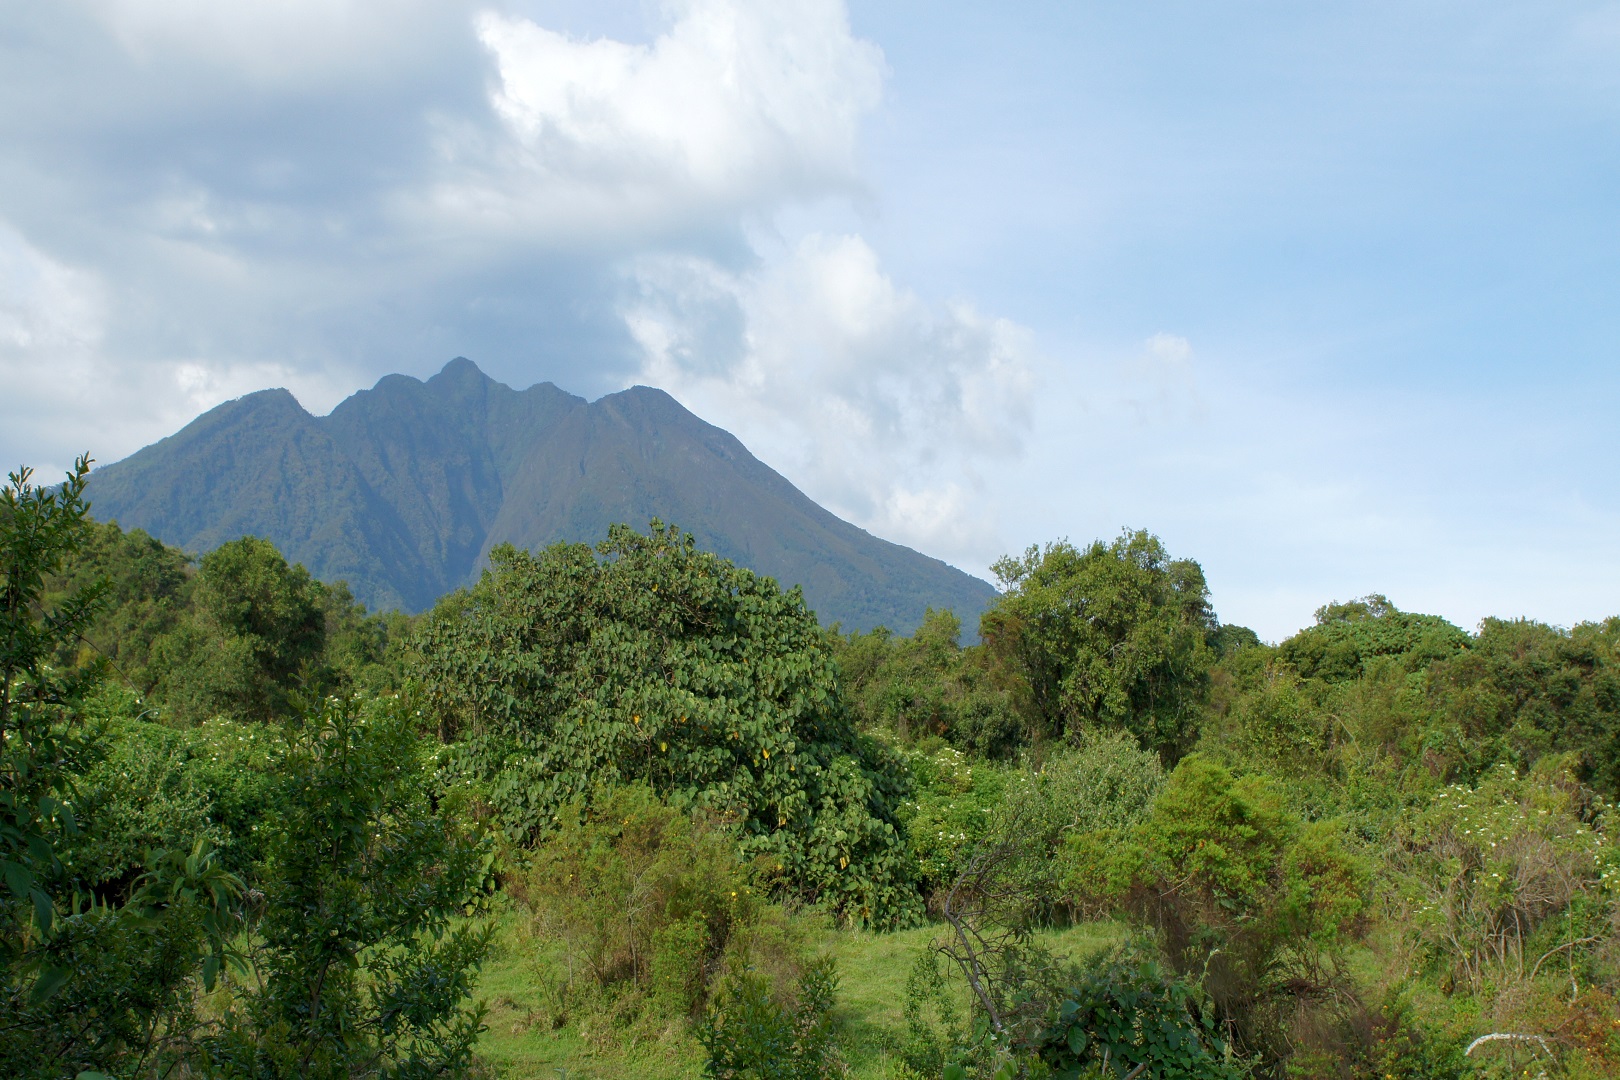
top-left (86, 358), bottom-right (997, 634)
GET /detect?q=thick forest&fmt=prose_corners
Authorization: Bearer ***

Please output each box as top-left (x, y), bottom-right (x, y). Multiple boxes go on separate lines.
top-left (4, 459), bottom-right (1617, 1080)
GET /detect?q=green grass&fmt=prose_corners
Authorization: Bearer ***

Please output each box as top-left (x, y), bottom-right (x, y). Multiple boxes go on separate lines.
top-left (828, 920), bottom-right (1127, 1078)
top-left (471, 908), bottom-right (1125, 1079)
top-left (472, 908), bottom-right (705, 1080)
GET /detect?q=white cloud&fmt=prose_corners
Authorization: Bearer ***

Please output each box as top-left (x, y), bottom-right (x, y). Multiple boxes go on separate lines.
top-left (87, 0), bottom-right (462, 86)
top-left (0, 225), bottom-right (104, 361)
top-left (165, 357), bottom-right (354, 418)
top-left (1124, 331), bottom-right (1204, 423)
top-left (432, 0), bottom-right (884, 241)
top-left (0, 0), bottom-right (1036, 581)
top-left (0, 0), bottom-right (903, 476)
top-left (624, 233), bottom-right (1035, 569)
top-left (0, 221), bottom-right (353, 475)
top-left (0, 225), bottom-right (108, 471)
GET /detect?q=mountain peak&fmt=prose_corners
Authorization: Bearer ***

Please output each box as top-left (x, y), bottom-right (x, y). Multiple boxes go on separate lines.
top-left (86, 360), bottom-right (997, 632)
top-left (235, 386), bottom-right (306, 413)
top-left (595, 384), bottom-right (696, 423)
top-left (431, 356), bottom-right (487, 384)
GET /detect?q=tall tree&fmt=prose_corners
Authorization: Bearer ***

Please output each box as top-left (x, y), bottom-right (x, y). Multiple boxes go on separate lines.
top-left (1427, 615), bottom-right (1620, 795)
top-left (834, 609), bottom-right (1027, 758)
top-left (416, 521), bottom-right (920, 927)
top-left (982, 529), bottom-right (1216, 759)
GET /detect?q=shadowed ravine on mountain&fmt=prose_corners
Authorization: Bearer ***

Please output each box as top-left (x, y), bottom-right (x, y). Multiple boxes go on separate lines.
top-left (85, 358), bottom-right (998, 633)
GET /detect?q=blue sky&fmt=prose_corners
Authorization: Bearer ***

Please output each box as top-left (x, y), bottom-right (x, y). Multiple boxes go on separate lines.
top-left (2, 1), bottom-right (1617, 640)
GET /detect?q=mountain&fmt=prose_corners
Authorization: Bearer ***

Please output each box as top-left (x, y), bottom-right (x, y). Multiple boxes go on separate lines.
top-left (86, 358), bottom-right (999, 634)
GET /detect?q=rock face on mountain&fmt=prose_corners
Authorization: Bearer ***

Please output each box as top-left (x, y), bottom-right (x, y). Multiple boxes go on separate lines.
top-left (87, 358), bottom-right (998, 634)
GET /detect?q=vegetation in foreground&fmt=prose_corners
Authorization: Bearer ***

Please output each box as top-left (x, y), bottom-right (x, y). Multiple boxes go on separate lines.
top-left (3, 455), bottom-right (1618, 1079)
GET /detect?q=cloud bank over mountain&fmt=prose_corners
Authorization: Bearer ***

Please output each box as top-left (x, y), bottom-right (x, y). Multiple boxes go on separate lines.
top-left (625, 233), bottom-right (1034, 564)
top-left (0, 0), bottom-right (1032, 576)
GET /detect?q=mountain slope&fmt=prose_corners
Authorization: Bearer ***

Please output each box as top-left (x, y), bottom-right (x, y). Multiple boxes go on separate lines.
top-left (86, 359), bottom-right (999, 633)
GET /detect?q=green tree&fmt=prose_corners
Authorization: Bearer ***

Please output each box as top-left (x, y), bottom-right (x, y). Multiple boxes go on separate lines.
top-left (1426, 616), bottom-right (1620, 796)
top-left (520, 784), bottom-right (753, 1013)
top-left (1278, 594), bottom-right (1469, 684)
top-left (194, 536), bottom-right (325, 668)
top-left (834, 608), bottom-right (1026, 758)
top-left (416, 521), bottom-right (920, 927)
top-left (1034, 946), bottom-right (1245, 1080)
top-left (43, 518), bottom-right (193, 689)
top-left (2, 458), bottom-right (243, 1079)
top-left (315, 578), bottom-right (408, 698)
top-left (46, 521), bottom-right (408, 716)
top-left (982, 530), bottom-right (1217, 759)
top-left (1, 456), bottom-right (107, 935)
top-left (204, 696), bottom-right (492, 1078)
top-left (700, 954), bottom-right (842, 1080)
top-left (150, 536), bottom-right (325, 722)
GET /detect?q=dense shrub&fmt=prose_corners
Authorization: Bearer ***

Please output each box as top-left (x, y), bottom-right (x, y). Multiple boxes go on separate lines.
top-left (518, 784), bottom-right (754, 1017)
top-left (699, 954), bottom-right (842, 1080)
top-left (1195, 652), bottom-right (1367, 824)
top-left (2, 854), bottom-right (243, 1080)
top-left (1360, 990), bottom-right (1471, 1080)
top-left (1063, 757), bottom-right (1371, 1068)
top-left (1388, 757), bottom-right (1618, 1006)
top-left (1201, 656), bottom-right (1325, 777)
top-left (417, 522), bottom-right (920, 926)
top-left (1033, 945), bottom-right (1247, 1080)
top-left (996, 731), bottom-right (1166, 922)
top-left (1425, 617), bottom-right (1620, 798)
top-left (1014, 729), bottom-right (1165, 840)
top-left (901, 929), bottom-right (1246, 1079)
top-left (2, 459), bottom-right (243, 1079)
top-left (8, 689), bottom-right (492, 1079)
top-left (59, 711), bottom-right (221, 900)
top-left (1206, 609), bottom-right (1620, 824)
top-left (900, 743), bottom-right (1016, 902)
top-left (56, 687), bottom-right (288, 889)
top-left (147, 536), bottom-right (326, 723)
top-left (48, 522), bottom-right (405, 725)
top-left (43, 518), bottom-right (193, 680)
top-left (516, 783), bottom-right (845, 1075)
top-left (901, 725), bottom-right (1165, 915)
top-left (837, 608), bottom-right (1028, 758)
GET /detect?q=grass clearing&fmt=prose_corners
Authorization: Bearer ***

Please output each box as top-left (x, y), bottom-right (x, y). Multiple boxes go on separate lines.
top-left (472, 908), bottom-right (705, 1080)
top-left (472, 907), bottom-right (1126, 1079)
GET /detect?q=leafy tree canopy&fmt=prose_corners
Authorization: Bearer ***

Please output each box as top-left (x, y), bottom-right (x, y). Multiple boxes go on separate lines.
top-left (1278, 593), bottom-right (1469, 683)
top-left (2, 455), bottom-right (108, 941)
top-left (2, 460), bottom-right (246, 1078)
top-left (982, 529), bottom-right (1217, 759)
top-left (416, 521), bottom-right (920, 928)
top-left (43, 519), bottom-right (191, 682)
top-left (137, 535), bottom-right (400, 724)
top-left (1426, 615), bottom-right (1620, 795)
top-left (835, 608), bottom-right (1027, 759)
top-left (203, 697), bottom-right (492, 1078)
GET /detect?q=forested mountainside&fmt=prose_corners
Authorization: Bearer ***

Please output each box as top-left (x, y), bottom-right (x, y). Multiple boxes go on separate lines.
top-left (85, 357), bottom-right (996, 634)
